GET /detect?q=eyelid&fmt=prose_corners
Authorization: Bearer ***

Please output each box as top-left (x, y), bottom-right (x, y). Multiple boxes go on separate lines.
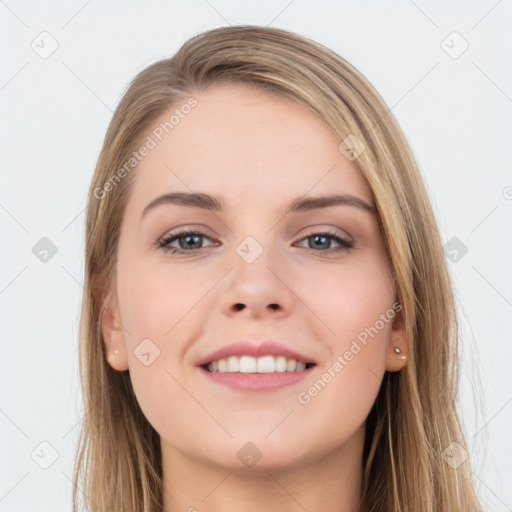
top-left (294, 228), bottom-right (354, 253)
top-left (156, 227), bottom-right (220, 255)
top-left (157, 225), bottom-right (352, 245)
top-left (156, 225), bottom-right (354, 258)
top-left (297, 225), bottom-right (352, 242)
top-left (159, 224), bottom-right (217, 240)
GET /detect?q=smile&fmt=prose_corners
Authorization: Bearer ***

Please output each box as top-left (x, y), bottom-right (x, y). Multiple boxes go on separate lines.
top-left (203, 355), bottom-right (316, 373)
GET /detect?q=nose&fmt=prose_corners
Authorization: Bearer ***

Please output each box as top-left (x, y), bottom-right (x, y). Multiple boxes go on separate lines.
top-left (220, 241), bottom-right (294, 320)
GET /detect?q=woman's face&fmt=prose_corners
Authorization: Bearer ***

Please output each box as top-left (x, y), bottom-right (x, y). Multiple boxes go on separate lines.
top-left (102, 82), bottom-right (407, 471)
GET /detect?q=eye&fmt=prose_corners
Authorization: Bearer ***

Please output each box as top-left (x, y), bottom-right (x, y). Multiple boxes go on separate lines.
top-left (156, 228), bottom-right (354, 256)
top-left (295, 230), bottom-right (354, 255)
top-left (157, 229), bottom-right (217, 255)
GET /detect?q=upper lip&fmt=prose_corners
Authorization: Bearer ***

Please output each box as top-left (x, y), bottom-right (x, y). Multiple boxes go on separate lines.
top-left (195, 340), bottom-right (317, 367)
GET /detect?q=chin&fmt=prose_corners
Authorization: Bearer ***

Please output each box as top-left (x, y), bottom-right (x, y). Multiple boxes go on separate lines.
top-left (211, 433), bottom-right (312, 472)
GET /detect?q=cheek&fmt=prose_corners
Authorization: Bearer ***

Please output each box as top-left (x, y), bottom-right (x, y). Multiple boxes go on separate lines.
top-left (118, 259), bottom-right (208, 345)
top-left (294, 257), bottom-right (396, 410)
top-left (296, 264), bottom-right (394, 433)
top-left (297, 257), bottom-right (395, 342)
top-left (115, 259), bottom-right (213, 431)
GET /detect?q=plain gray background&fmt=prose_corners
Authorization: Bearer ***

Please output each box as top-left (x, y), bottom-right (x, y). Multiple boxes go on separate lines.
top-left (1, 1), bottom-right (511, 510)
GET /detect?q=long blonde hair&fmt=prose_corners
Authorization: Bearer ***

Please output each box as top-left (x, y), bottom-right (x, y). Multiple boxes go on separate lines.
top-left (73, 24), bottom-right (485, 511)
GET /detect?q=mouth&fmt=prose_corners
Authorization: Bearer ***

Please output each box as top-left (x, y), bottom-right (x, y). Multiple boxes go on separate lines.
top-left (195, 340), bottom-right (318, 391)
top-left (199, 356), bottom-right (317, 392)
top-left (201, 355), bottom-right (316, 373)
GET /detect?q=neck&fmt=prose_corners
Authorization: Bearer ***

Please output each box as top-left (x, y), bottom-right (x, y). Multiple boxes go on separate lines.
top-left (161, 424), bottom-right (365, 512)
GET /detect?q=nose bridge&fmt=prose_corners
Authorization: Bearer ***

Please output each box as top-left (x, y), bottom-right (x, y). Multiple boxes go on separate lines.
top-left (220, 232), bottom-right (292, 317)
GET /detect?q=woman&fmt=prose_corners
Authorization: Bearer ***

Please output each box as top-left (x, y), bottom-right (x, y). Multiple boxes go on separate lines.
top-left (72, 25), bottom-right (485, 511)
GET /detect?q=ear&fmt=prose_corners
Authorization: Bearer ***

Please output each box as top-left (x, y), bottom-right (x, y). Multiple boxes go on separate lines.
top-left (385, 303), bottom-right (409, 372)
top-left (92, 275), bottom-right (129, 372)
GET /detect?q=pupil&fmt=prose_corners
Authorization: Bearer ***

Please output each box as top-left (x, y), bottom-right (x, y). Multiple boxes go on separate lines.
top-left (181, 234), bottom-right (201, 249)
top-left (311, 235), bottom-right (329, 250)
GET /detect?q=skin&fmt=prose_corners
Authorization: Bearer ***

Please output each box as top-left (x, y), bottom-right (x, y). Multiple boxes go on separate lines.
top-left (101, 82), bottom-right (408, 512)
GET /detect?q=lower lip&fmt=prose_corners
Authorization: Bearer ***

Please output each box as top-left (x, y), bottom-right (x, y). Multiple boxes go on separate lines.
top-left (198, 367), bottom-right (315, 392)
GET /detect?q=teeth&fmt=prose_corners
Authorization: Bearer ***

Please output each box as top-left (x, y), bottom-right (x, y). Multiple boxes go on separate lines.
top-left (227, 355), bottom-right (239, 372)
top-left (275, 356), bottom-right (287, 372)
top-left (257, 355), bottom-right (274, 373)
top-left (240, 355), bottom-right (257, 373)
top-left (205, 355), bottom-right (312, 373)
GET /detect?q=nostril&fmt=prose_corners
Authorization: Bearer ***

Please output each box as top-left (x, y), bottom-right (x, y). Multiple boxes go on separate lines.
top-left (234, 303), bottom-right (245, 311)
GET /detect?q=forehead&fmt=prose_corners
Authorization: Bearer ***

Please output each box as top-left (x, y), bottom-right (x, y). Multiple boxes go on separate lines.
top-left (126, 81), bottom-right (372, 213)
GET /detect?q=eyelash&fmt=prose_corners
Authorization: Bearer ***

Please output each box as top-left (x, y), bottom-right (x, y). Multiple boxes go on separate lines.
top-left (156, 228), bottom-right (354, 256)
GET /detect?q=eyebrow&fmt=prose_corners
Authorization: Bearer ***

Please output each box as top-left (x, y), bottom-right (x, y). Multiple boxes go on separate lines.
top-left (140, 191), bottom-right (376, 220)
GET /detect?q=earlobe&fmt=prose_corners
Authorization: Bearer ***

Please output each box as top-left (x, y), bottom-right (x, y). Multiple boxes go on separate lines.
top-left (94, 276), bottom-right (129, 372)
top-left (385, 305), bottom-right (409, 372)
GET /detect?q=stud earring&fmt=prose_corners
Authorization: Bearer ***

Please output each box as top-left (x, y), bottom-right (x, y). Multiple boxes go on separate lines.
top-left (114, 350), bottom-right (119, 354)
top-left (394, 347), bottom-right (406, 360)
